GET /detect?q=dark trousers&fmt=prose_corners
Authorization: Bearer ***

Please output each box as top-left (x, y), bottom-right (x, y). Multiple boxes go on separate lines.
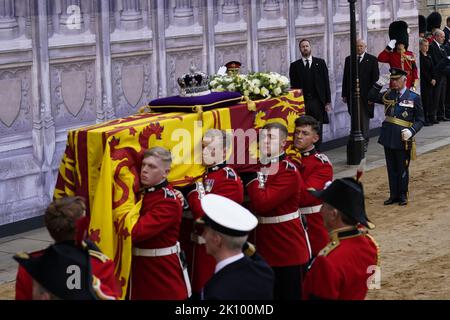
top-left (446, 75), bottom-right (450, 118)
top-left (384, 147), bottom-right (411, 199)
top-left (304, 97), bottom-right (324, 148)
top-left (272, 265), bottom-right (303, 300)
top-left (360, 102), bottom-right (371, 149)
top-left (432, 76), bottom-right (447, 119)
top-left (421, 82), bottom-right (433, 122)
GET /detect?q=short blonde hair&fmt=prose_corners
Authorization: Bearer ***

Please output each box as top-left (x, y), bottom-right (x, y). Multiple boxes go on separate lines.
top-left (143, 147), bottom-right (172, 166)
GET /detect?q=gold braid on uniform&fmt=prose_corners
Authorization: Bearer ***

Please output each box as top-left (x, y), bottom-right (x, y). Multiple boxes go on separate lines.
top-left (382, 91), bottom-right (396, 114)
top-left (365, 233), bottom-right (381, 266)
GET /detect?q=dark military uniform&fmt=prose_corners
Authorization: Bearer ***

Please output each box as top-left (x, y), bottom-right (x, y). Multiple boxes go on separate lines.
top-left (368, 69), bottom-right (425, 204)
top-left (202, 253), bottom-right (274, 300)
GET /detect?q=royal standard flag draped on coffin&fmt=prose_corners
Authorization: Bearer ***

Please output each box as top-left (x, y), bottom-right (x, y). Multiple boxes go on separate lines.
top-left (54, 90), bottom-right (304, 299)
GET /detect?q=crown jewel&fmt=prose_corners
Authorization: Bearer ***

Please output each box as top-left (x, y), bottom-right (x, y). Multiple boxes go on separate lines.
top-left (177, 65), bottom-right (211, 97)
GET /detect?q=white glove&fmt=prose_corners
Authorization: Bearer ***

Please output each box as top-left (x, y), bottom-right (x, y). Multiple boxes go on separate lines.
top-left (447, 56), bottom-right (450, 60)
top-left (376, 74), bottom-right (390, 87)
top-left (217, 66), bottom-right (227, 76)
top-left (401, 129), bottom-right (412, 141)
top-left (387, 39), bottom-right (397, 50)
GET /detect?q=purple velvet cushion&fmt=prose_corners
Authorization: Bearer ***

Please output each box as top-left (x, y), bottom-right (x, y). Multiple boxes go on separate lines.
top-left (148, 91), bottom-right (242, 112)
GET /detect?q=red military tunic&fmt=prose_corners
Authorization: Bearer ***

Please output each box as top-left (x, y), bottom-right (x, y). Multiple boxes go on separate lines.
top-left (131, 182), bottom-right (187, 300)
top-left (291, 148), bottom-right (333, 257)
top-left (303, 226), bottom-right (379, 300)
top-left (246, 155), bottom-right (310, 267)
top-left (378, 49), bottom-right (418, 89)
top-left (186, 163), bottom-right (244, 294)
top-left (15, 240), bottom-right (120, 300)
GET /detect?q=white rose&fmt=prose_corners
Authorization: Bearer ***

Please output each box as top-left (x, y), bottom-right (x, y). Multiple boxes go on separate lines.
top-left (243, 90), bottom-right (250, 97)
top-left (215, 85), bottom-right (224, 92)
top-left (260, 87), bottom-right (269, 97)
top-left (273, 87), bottom-right (282, 96)
top-left (209, 80), bottom-right (218, 87)
top-left (227, 83), bottom-right (236, 91)
top-left (280, 76), bottom-right (289, 84)
top-left (253, 87), bottom-right (261, 95)
top-left (252, 79), bottom-right (261, 87)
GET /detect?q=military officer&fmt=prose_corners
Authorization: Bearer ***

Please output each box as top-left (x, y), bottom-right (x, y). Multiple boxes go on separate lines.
top-left (179, 129), bottom-right (244, 297)
top-left (14, 241), bottom-right (116, 300)
top-left (287, 115), bottom-right (333, 257)
top-left (302, 177), bottom-right (379, 300)
top-left (15, 196), bottom-right (120, 300)
top-left (246, 122), bottom-right (310, 300)
top-left (225, 61), bottom-right (242, 76)
top-left (200, 194), bottom-right (274, 300)
top-left (368, 68), bottom-right (425, 206)
top-left (131, 147), bottom-right (190, 300)
top-left (378, 21), bottom-right (419, 90)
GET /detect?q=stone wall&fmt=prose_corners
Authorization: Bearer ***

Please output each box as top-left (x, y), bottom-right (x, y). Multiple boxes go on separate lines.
top-left (0, 0), bottom-right (419, 227)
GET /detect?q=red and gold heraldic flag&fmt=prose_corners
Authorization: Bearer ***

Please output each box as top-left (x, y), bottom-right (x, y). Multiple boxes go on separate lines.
top-left (54, 90), bottom-right (304, 299)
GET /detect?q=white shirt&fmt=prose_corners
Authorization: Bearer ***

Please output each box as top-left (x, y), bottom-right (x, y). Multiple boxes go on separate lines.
top-left (398, 87), bottom-right (407, 97)
top-left (302, 56), bottom-right (312, 68)
top-left (214, 253), bottom-right (244, 274)
top-left (357, 52), bottom-right (366, 62)
top-left (434, 39), bottom-right (442, 49)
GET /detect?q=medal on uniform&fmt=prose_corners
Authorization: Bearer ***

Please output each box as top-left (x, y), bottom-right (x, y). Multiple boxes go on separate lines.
top-left (204, 179), bottom-right (215, 193)
top-left (257, 171), bottom-right (267, 188)
top-left (196, 181), bottom-right (206, 199)
top-left (402, 111), bottom-right (408, 118)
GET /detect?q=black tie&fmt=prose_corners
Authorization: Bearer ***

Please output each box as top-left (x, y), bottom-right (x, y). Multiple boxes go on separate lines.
top-left (305, 60), bottom-right (310, 69)
top-left (358, 56), bottom-right (362, 63)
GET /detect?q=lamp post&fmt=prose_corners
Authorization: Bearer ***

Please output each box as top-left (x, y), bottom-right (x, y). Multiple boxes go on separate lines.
top-left (346, 0), bottom-right (365, 165)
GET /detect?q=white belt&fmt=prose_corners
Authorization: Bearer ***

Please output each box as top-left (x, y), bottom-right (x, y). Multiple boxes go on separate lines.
top-left (191, 233), bottom-right (206, 245)
top-left (133, 242), bottom-right (180, 257)
top-left (299, 205), bottom-right (322, 215)
top-left (257, 210), bottom-right (300, 224)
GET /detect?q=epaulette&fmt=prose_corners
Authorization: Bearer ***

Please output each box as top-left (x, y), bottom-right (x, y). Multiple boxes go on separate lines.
top-left (314, 153), bottom-right (331, 164)
top-left (163, 187), bottom-right (177, 200)
top-left (81, 239), bottom-right (101, 252)
top-left (365, 233), bottom-right (381, 266)
top-left (318, 239), bottom-right (340, 257)
top-left (223, 167), bottom-right (237, 180)
top-left (88, 249), bottom-right (110, 263)
top-left (92, 276), bottom-right (117, 300)
top-left (283, 160), bottom-right (297, 171)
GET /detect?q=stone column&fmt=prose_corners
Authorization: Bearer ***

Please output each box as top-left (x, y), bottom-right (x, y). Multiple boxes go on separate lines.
top-left (221, 0), bottom-right (239, 24)
top-left (120, 0), bottom-right (142, 30)
top-left (173, 0), bottom-right (194, 27)
top-left (59, 0), bottom-right (84, 33)
top-left (0, 0), bottom-right (18, 39)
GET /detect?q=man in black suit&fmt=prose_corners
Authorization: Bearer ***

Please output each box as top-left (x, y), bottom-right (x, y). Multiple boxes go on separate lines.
top-left (199, 194), bottom-right (274, 300)
top-left (444, 17), bottom-right (450, 45)
top-left (342, 39), bottom-right (380, 151)
top-left (428, 29), bottom-right (449, 122)
top-left (289, 39), bottom-right (332, 147)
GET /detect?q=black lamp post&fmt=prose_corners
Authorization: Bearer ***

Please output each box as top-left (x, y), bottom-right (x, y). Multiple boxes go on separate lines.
top-left (346, 0), bottom-right (365, 165)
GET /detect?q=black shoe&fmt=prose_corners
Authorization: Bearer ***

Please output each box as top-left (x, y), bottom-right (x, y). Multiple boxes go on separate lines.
top-left (424, 121), bottom-right (432, 127)
top-left (438, 117), bottom-right (450, 122)
top-left (433, 119), bottom-right (440, 124)
top-left (384, 198), bottom-right (399, 205)
top-left (398, 198), bottom-right (408, 206)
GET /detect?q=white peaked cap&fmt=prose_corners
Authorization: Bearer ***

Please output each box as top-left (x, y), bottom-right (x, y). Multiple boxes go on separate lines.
top-left (200, 194), bottom-right (258, 236)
